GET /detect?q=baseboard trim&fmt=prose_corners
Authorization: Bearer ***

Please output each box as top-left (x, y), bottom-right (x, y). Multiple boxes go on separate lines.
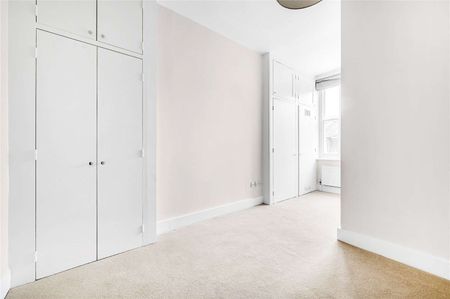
top-left (337, 228), bottom-right (450, 280)
top-left (319, 185), bottom-right (341, 194)
top-left (1, 268), bottom-right (11, 299)
top-left (157, 196), bottom-right (264, 235)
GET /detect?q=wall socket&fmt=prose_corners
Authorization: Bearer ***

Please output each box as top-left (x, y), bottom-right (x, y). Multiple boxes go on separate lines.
top-left (249, 181), bottom-right (259, 188)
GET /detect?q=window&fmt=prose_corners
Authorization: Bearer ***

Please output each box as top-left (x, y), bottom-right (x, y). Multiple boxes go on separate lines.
top-left (319, 85), bottom-right (340, 157)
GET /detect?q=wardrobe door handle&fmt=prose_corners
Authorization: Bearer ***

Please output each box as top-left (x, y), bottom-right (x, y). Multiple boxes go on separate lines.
top-left (100, 161), bottom-right (105, 165)
top-left (88, 161), bottom-right (95, 166)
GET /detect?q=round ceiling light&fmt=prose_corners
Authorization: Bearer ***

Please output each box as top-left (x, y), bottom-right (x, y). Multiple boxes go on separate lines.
top-left (277, 0), bottom-right (322, 9)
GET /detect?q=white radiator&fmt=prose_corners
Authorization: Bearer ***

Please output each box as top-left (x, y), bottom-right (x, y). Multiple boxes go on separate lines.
top-left (321, 165), bottom-right (341, 187)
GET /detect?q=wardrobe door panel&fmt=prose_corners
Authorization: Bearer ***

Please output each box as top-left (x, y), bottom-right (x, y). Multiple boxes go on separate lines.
top-left (273, 99), bottom-right (298, 202)
top-left (273, 61), bottom-right (293, 99)
top-left (97, 49), bottom-right (143, 259)
top-left (299, 105), bottom-right (317, 195)
top-left (36, 31), bottom-right (97, 279)
top-left (37, 0), bottom-right (96, 40)
top-left (98, 0), bottom-right (143, 53)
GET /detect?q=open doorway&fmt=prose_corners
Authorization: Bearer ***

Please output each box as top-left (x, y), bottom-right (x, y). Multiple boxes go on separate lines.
top-left (157, 0), bottom-right (340, 207)
top-left (255, 1), bottom-right (341, 205)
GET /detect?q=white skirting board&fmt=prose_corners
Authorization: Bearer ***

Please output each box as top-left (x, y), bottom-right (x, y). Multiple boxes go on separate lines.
top-left (0, 268), bottom-right (11, 299)
top-left (319, 185), bottom-right (340, 194)
top-left (157, 196), bottom-right (264, 235)
top-left (337, 228), bottom-right (450, 280)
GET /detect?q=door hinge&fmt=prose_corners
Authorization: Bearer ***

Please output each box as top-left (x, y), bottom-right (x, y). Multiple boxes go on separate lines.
top-left (140, 148), bottom-right (145, 158)
top-left (35, 4), bottom-right (38, 18)
top-left (141, 224), bottom-right (145, 233)
top-left (34, 149), bottom-right (38, 161)
top-left (34, 251), bottom-right (38, 263)
top-left (141, 41), bottom-right (144, 52)
top-left (142, 73), bottom-right (144, 82)
top-left (272, 105), bottom-right (274, 111)
top-left (35, 47), bottom-right (38, 59)
top-left (272, 148), bottom-right (274, 153)
top-left (272, 191), bottom-right (275, 196)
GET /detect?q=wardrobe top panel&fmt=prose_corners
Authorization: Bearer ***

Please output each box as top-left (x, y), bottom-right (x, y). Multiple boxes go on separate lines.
top-left (37, 0), bottom-right (143, 54)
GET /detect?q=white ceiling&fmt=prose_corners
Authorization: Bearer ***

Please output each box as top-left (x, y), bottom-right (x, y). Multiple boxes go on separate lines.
top-left (157, 0), bottom-right (341, 77)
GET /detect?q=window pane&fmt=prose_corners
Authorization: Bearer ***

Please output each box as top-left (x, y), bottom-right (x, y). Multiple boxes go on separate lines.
top-left (323, 86), bottom-right (340, 119)
top-left (324, 119), bottom-right (339, 154)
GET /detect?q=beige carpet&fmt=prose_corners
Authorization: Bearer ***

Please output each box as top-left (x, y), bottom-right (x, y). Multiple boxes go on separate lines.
top-left (7, 192), bottom-right (450, 298)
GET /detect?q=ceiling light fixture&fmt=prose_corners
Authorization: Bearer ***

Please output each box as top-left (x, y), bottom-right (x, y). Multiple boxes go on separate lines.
top-left (277, 0), bottom-right (322, 9)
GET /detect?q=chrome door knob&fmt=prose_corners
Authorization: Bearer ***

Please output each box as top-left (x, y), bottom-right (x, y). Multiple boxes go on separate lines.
top-left (88, 161), bottom-right (94, 166)
top-left (100, 161), bottom-right (105, 165)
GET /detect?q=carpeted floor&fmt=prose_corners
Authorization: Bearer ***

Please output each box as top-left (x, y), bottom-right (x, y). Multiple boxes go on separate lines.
top-left (7, 192), bottom-right (450, 298)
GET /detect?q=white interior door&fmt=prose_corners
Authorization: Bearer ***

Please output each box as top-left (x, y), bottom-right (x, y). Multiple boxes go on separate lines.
top-left (273, 61), bottom-right (293, 99)
top-left (273, 99), bottom-right (298, 202)
top-left (37, 0), bottom-right (96, 40)
top-left (97, 48), bottom-right (143, 259)
top-left (299, 105), bottom-right (318, 195)
top-left (97, 0), bottom-right (143, 53)
top-left (36, 31), bottom-right (97, 279)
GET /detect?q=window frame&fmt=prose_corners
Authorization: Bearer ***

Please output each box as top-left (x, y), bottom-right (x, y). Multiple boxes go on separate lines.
top-left (318, 86), bottom-right (341, 159)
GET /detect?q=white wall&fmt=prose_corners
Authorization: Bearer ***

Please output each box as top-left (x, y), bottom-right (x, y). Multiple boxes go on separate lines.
top-left (8, 0), bottom-right (36, 287)
top-left (156, 6), bottom-right (263, 221)
top-left (340, 0), bottom-right (450, 276)
top-left (142, 0), bottom-right (158, 246)
top-left (0, 1), bottom-right (10, 297)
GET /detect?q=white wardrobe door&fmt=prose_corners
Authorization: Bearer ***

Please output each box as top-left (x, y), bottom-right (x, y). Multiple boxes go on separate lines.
top-left (273, 99), bottom-right (298, 202)
top-left (37, 0), bottom-right (96, 40)
top-left (273, 61), bottom-right (293, 99)
top-left (299, 105), bottom-right (317, 195)
top-left (97, 49), bottom-right (143, 259)
top-left (36, 31), bottom-right (97, 279)
top-left (97, 0), bottom-right (143, 53)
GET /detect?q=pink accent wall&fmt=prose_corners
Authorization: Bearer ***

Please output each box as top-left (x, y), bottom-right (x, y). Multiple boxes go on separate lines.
top-left (157, 6), bottom-right (263, 220)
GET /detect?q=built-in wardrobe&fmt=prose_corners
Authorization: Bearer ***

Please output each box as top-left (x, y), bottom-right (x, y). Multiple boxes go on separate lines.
top-left (263, 55), bottom-right (318, 204)
top-left (33, 0), bottom-right (143, 279)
